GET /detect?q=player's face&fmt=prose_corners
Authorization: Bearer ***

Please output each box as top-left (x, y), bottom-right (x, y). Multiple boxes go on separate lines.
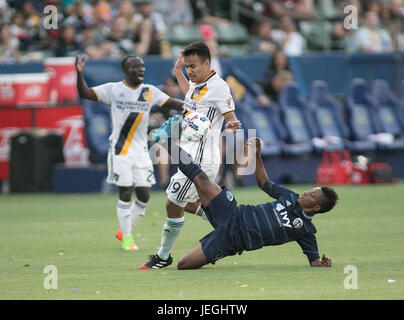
top-left (183, 54), bottom-right (210, 84)
top-left (124, 57), bottom-right (145, 86)
top-left (298, 187), bottom-right (323, 214)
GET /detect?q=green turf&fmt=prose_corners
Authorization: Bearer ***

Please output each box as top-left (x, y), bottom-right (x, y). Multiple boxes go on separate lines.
top-left (1, 183), bottom-right (403, 300)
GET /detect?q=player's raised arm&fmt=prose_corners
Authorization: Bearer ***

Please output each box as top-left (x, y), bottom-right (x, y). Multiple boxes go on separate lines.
top-left (248, 138), bottom-right (269, 189)
top-left (75, 55), bottom-right (98, 101)
top-left (173, 50), bottom-right (190, 96)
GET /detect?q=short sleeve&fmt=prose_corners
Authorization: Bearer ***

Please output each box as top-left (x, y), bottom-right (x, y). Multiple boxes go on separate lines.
top-left (296, 233), bottom-right (320, 264)
top-left (150, 85), bottom-right (170, 107)
top-left (209, 83), bottom-right (235, 115)
top-left (91, 82), bottom-right (114, 105)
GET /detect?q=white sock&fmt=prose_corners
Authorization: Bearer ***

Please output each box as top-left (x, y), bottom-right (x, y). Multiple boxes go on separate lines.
top-left (157, 216), bottom-right (184, 260)
top-left (131, 199), bottom-right (147, 228)
top-left (195, 204), bottom-right (208, 220)
top-left (117, 200), bottom-right (132, 238)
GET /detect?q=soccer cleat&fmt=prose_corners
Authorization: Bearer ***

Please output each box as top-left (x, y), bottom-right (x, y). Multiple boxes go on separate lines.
top-left (115, 229), bottom-right (123, 241)
top-left (153, 115), bottom-right (181, 143)
top-left (137, 254), bottom-right (173, 270)
top-left (122, 236), bottom-right (139, 251)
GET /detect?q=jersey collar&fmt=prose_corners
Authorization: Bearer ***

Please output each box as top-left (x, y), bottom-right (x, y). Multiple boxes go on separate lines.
top-left (123, 80), bottom-right (141, 90)
top-left (202, 70), bottom-right (216, 83)
top-left (302, 211), bottom-right (313, 220)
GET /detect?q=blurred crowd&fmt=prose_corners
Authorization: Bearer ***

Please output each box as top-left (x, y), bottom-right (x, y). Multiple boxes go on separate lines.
top-left (0, 0), bottom-right (403, 63)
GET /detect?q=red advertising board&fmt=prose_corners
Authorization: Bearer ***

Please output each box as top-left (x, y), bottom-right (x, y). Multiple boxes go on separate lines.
top-left (0, 73), bottom-right (50, 107)
top-left (0, 109), bottom-right (32, 180)
top-left (35, 106), bottom-right (89, 166)
top-left (44, 57), bottom-right (78, 104)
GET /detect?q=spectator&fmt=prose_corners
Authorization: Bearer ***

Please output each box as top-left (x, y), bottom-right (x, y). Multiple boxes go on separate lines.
top-left (0, 24), bottom-right (20, 62)
top-left (272, 16), bottom-right (307, 56)
top-left (348, 10), bottom-right (393, 53)
top-left (257, 50), bottom-right (295, 103)
top-left (80, 25), bottom-right (106, 59)
top-left (134, 0), bottom-right (166, 56)
top-left (9, 11), bottom-right (35, 51)
top-left (53, 24), bottom-right (83, 57)
top-left (117, 0), bottom-right (139, 32)
top-left (0, 0), bottom-right (11, 25)
top-left (102, 16), bottom-right (136, 57)
top-left (263, 0), bottom-right (315, 21)
top-left (249, 20), bottom-right (280, 54)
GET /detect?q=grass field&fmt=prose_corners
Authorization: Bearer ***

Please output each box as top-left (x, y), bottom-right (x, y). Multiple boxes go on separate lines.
top-left (1, 183), bottom-right (403, 300)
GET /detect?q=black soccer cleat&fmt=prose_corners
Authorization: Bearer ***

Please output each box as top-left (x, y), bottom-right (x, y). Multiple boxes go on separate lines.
top-left (137, 254), bottom-right (173, 270)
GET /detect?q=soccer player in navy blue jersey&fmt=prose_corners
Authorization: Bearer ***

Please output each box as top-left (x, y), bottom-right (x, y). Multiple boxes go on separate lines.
top-left (175, 137), bottom-right (338, 269)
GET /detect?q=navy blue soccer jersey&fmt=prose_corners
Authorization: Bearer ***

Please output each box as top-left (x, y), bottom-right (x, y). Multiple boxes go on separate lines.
top-left (200, 181), bottom-right (320, 264)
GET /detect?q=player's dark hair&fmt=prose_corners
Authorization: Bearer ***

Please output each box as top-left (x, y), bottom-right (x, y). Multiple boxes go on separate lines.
top-left (318, 186), bottom-right (339, 214)
top-left (182, 41), bottom-right (211, 63)
top-left (121, 55), bottom-right (140, 72)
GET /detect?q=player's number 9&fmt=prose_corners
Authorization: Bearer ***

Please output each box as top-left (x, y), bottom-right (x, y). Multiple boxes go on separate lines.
top-left (171, 182), bottom-right (181, 193)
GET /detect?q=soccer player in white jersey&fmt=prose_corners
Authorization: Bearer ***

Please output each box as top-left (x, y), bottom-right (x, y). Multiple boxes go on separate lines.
top-left (139, 41), bottom-right (241, 269)
top-left (75, 55), bottom-right (184, 251)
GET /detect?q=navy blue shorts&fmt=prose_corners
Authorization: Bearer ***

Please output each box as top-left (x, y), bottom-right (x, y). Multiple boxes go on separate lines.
top-left (200, 187), bottom-right (240, 264)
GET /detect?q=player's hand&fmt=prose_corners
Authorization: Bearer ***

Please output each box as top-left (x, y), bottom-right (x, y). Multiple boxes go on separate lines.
top-left (174, 50), bottom-right (184, 72)
top-left (246, 137), bottom-right (262, 155)
top-left (224, 120), bottom-right (241, 133)
top-left (319, 254), bottom-right (332, 267)
top-left (75, 55), bottom-right (86, 73)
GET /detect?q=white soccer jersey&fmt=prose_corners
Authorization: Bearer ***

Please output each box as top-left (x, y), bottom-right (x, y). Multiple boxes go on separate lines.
top-left (92, 81), bottom-right (169, 167)
top-left (182, 70), bottom-right (235, 167)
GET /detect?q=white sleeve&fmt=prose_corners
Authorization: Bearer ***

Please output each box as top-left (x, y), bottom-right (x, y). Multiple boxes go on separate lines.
top-left (91, 82), bottom-right (114, 105)
top-left (209, 83), bottom-right (235, 115)
top-left (150, 85), bottom-right (170, 107)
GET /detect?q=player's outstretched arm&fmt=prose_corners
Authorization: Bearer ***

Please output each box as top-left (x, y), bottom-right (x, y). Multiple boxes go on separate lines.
top-left (161, 97), bottom-right (184, 112)
top-left (75, 55), bottom-right (98, 101)
top-left (310, 254), bottom-right (332, 267)
top-left (247, 138), bottom-right (269, 189)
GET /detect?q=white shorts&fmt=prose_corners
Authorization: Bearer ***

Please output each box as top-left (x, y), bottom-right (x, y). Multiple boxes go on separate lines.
top-left (166, 166), bottom-right (219, 207)
top-left (107, 153), bottom-right (156, 187)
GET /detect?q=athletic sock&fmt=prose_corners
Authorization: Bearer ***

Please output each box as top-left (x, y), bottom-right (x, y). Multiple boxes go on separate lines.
top-left (195, 204), bottom-right (208, 220)
top-left (131, 199), bottom-right (147, 228)
top-left (157, 216), bottom-right (185, 260)
top-left (117, 200), bottom-right (132, 238)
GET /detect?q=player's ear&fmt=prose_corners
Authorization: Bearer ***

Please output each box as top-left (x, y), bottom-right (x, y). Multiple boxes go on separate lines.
top-left (313, 204), bottom-right (321, 214)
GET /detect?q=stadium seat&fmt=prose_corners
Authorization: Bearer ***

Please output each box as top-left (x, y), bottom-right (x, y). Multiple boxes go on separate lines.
top-left (308, 80), bottom-right (350, 151)
top-left (235, 94), bottom-right (283, 156)
top-left (278, 83), bottom-right (314, 154)
top-left (345, 79), bottom-right (378, 151)
top-left (166, 24), bottom-right (203, 56)
top-left (370, 79), bottom-right (404, 150)
top-left (81, 99), bottom-right (111, 163)
top-left (299, 21), bottom-right (333, 51)
top-left (214, 23), bottom-right (250, 57)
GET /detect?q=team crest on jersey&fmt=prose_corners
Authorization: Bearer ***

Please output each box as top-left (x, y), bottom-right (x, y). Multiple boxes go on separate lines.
top-left (226, 191), bottom-right (234, 201)
top-left (293, 218), bottom-right (303, 228)
top-left (191, 84), bottom-right (208, 102)
top-left (138, 87), bottom-right (152, 103)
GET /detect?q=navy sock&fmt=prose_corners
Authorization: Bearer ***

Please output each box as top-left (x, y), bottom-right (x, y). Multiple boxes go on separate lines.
top-left (178, 147), bottom-right (202, 181)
